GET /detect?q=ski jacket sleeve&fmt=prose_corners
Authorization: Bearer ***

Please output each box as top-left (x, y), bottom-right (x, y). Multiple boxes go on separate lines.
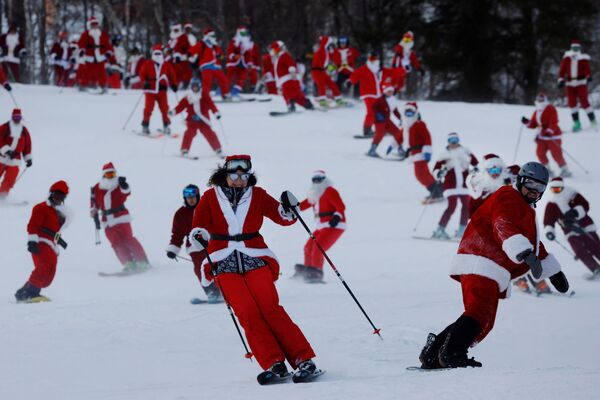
top-left (174, 97), bottom-right (189, 114)
top-left (259, 187), bottom-right (297, 226)
top-left (543, 106), bottom-right (560, 136)
top-left (325, 187), bottom-right (345, 217)
top-left (492, 189), bottom-right (533, 264)
top-left (0, 67), bottom-right (7, 85)
top-left (299, 199), bottom-right (311, 211)
top-left (169, 208), bottom-right (187, 251)
top-left (22, 129), bottom-right (32, 161)
top-left (527, 111), bottom-right (538, 129)
top-left (205, 95), bottom-right (218, 114)
top-left (543, 202), bottom-right (560, 233)
top-left (572, 193), bottom-right (590, 219)
top-left (27, 203), bottom-right (45, 242)
top-left (558, 57), bottom-right (568, 80)
top-left (410, 51), bottom-right (421, 70)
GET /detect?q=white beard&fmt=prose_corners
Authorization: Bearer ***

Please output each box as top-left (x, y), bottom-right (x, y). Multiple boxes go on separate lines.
top-left (187, 33), bottom-right (197, 46)
top-left (367, 60), bottom-right (380, 73)
top-left (402, 115), bottom-right (417, 131)
top-left (401, 41), bottom-right (414, 51)
top-left (535, 101), bottom-right (547, 113)
top-left (89, 28), bottom-right (101, 43)
top-left (152, 54), bottom-right (164, 64)
top-left (99, 177), bottom-right (118, 190)
top-left (549, 187), bottom-right (576, 213)
top-left (187, 89), bottom-right (202, 104)
top-left (236, 36), bottom-right (252, 52)
top-left (9, 120), bottom-right (23, 139)
top-left (307, 179), bottom-right (332, 205)
top-left (170, 31), bottom-right (181, 40)
top-left (54, 204), bottom-right (73, 230)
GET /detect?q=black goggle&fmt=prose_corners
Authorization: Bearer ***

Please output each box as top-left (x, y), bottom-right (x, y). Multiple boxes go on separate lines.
top-left (522, 178), bottom-right (546, 193)
top-left (225, 159), bottom-right (251, 172)
top-left (312, 176), bottom-right (326, 183)
top-left (229, 173), bottom-right (250, 182)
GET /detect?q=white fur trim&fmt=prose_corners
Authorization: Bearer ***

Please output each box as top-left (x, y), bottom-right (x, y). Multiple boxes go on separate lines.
top-left (119, 185), bottom-right (131, 195)
top-left (38, 238), bottom-right (60, 254)
top-left (166, 244), bottom-right (181, 254)
top-left (105, 214), bottom-right (131, 227)
top-left (316, 221), bottom-right (347, 230)
top-left (27, 234), bottom-right (39, 242)
top-left (573, 205), bottom-right (586, 219)
top-left (443, 187), bottom-right (469, 197)
top-left (421, 145), bottom-right (432, 154)
top-left (538, 254), bottom-right (561, 281)
top-left (23, 154), bottom-right (32, 162)
top-left (333, 211), bottom-right (343, 219)
top-left (450, 253), bottom-right (512, 293)
top-left (502, 234), bottom-right (533, 264)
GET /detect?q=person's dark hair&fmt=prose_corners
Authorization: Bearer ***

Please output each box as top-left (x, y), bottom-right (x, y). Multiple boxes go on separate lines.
top-left (208, 165), bottom-right (257, 187)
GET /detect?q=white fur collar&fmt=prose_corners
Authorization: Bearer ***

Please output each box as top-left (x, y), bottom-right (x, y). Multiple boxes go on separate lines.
top-left (99, 177), bottom-right (118, 190)
top-left (307, 179), bottom-right (332, 205)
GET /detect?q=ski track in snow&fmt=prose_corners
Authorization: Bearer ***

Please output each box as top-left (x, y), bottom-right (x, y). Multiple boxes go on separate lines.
top-left (1, 84), bottom-right (599, 399)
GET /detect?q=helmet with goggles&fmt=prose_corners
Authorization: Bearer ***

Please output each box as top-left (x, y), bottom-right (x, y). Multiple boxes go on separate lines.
top-left (516, 161), bottom-right (549, 204)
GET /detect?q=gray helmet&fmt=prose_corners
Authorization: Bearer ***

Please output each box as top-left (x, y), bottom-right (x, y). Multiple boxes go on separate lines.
top-left (516, 161), bottom-right (549, 204)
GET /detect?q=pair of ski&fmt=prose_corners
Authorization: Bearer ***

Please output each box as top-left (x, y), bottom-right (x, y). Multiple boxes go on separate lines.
top-left (215, 97), bottom-right (272, 104)
top-left (98, 267), bottom-right (151, 277)
top-left (412, 235), bottom-right (460, 243)
top-left (517, 275), bottom-right (576, 297)
top-left (257, 368), bottom-right (324, 385)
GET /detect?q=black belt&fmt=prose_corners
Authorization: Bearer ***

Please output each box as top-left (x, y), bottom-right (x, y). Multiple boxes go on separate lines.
top-left (318, 212), bottom-right (335, 217)
top-left (211, 232), bottom-right (260, 242)
top-left (102, 205), bottom-right (126, 216)
top-left (40, 227), bottom-right (68, 249)
top-left (312, 67), bottom-right (325, 71)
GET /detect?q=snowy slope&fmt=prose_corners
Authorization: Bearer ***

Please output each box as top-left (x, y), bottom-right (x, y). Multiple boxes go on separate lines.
top-left (1, 84), bottom-right (599, 400)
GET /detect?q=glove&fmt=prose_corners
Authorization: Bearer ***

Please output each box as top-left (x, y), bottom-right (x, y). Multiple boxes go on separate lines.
top-left (215, 112), bottom-right (222, 120)
top-left (168, 110), bottom-right (175, 117)
top-left (280, 190), bottom-right (299, 213)
top-left (143, 81), bottom-right (151, 90)
top-left (517, 249), bottom-right (543, 279)
top-left (436, 168), bottom-right (446, 180)
top-left (171, 85), bottom-right (178, 93)
top-left (375, 112), bottom-right (385, 123)
top-left (191, 115), bottom-right (202, 122)
top-left (190, 227), bottom-right (210, 248)
top-left (557, 79), bottom-right (565, 89)
top-left (329, 214), bottom-right (341, 228)
top-left (564, 209), bottom-right (578, 221)
top-left (27, 241), bottom-right (40, 254)
top-left (4, 83), bottom-right (11, 91)
top-left (118, 176), bottom-right (129, 190)
top-left (166, 251), bottom-right (177, 259)
top-left (25, 159), bottom-right (32, 168)
top-left (423, 152), bottom-right (432, 162)
top-left (549, 271), bottom-right (569, 293)
top-left (6, 150), bottom-right (18, 159)
top-left (521, 116), bottom-right (530, 125)
top-left (546, 231), bottom-right (556, 241)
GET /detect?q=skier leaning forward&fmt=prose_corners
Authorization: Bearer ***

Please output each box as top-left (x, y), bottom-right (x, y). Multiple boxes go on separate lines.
top-left (418, 162), bottom-right (570, 369)
top-left (189, 154), bottom-right (321, 381)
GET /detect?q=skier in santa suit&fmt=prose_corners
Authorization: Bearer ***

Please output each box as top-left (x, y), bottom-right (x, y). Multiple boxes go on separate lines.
top-left (66, 39), bottom-right (81, 87)
top-left (558, 40), bottom-right (596, 132)
top-left (260, 53), bottom-right (277, 95)
top-left (294, 170), bottom-right (346, 283)
top-left (366, 79), bottom-right (404, 158)
top-left (189, 28), bottom-right (230, 99)
top-left (349, 53), bottom-right (406, 138)
top-left (269, 40), bottom-right (314, 112)
top-left (170, 78), bottom-right (223, 157)
top-left (311, 35), bottom-right (343, 107)
top-left (167, 184), bottom-right (223, 303)
top-left (466, 153), bottom-right (510, 215)
top-left (544, 177), bottom-right (600, 279)
top-left (124, 47), bottom-right (145, 89)
top-left (0, 109), bottom-right (32, 198)
top-left (77, 17), bottom-right (112, 91)
top-left (139, 44), bottom-right (178, 135)
top-left (392, 31), bottom-right (423, 76)
top-left (90, 162), bottom-right (150, 272)
top-left (189, 154), bottom-right (319, 380)
top-left (331, 36), bottom-right (359, 96)
top-left (0, 24), bottom-right (26, 82)
top-left (49, 31), bottom-right (72, 86)
top-left (431, 132), bottom-right (478, 239)
top-left (418, 162), bottom-right (569, 369)
top-left (168, 24), bottom-right (193, 89)
top-left (15, 181), bottom-right (70, 302)
top-left (402, 102), bottom-right (442, 202)
top-left (521, 92), bottom-right (571, 178)
top-left (226, 26), bottom-right (260, 97)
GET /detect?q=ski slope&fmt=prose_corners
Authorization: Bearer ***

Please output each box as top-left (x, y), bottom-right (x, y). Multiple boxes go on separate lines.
top-left (1, 84), bottom-right (599, 399)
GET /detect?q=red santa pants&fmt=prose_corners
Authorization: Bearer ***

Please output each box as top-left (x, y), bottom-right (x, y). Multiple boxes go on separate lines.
top-left (460, 274), bottom-right (499, 345)
top-left (191, 250), bottom-right (207, 284)
top-left (104, 223), bottom-right (149, 265)
top-left (143, 91), bottom-right (171, 125)
top-left (181, 121), bottom-right (221, 152)
top-left (311, 70), bottom-right (341, 100)
top-left (566, 85), bottom-right (591, 112)
top-left (248, 68), bottom-right (259, 86)
top-left (0, 164), bottom-right (19, 195)
top-left (373, 120), bottom-right (403, 146)
top-left (227, 66), bottom-right (247, 90)
top-left (107, 71), bottom-right (122, 89)
top-left (536, 139), bottom-right (566, 167)
top-left (28, 243), bottom-right (58, 288)
top-left (2, 62), bottom-right (20, 82)
top-left (439, 195), bottom-right (470, 227)
top-left (53, 66), bottom-right (69, 86)
top-left (175, 62), bottom-right (193, 87)
top-left (569, 232), bottom-right (600, 272)
top-left (281, 80), bottom-right (309, 107)
top-left (201, 68), bottom-right (229, 97)
top-left (81, 62), bottom-right (107, 87)
top-left (265, 80), bottom-right (277, 95)
top-left (413, 160), bottom-right (436, 189)
top-left (304, 228), bottom-right (344, 269)
top-left (362, 98), bottom-right (376, 129)
top-left (216, 266), bottom-right (316, 370)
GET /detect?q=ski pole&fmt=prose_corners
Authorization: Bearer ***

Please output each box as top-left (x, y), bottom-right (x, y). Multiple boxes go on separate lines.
top-left (552, 237), bottom-right (576, 259)
top-left (217, 118), bottom-right (229, 144)
top-left (14, 163), bottom-right (28, 185)
top-left (290, 199), bottom-right (382, 339)
top-left (412, 204), bottom-right (429, 232)
top-left (121, 91), bottom-right (144, 130)
top-left (8, 90), bottom-right (20, 108)
top-left (176, 254), bottom-right (193, 263)
top-left (512, 124), bottom-right (523, 163)
top-left (561, 146), bottom-right (589, 175)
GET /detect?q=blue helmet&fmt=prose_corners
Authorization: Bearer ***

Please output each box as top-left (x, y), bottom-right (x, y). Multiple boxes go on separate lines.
top-left (338, 35), bottom-right (349, 47)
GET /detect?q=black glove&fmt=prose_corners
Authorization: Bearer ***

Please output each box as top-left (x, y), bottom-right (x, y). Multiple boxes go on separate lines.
top-left (436, 168), bottom-right (446, 180)
top-left (549, 271), bottom-right (569, 293)
top-left (143, 81), bottom-right (151, 90)
top-left (124, 76), bottom-right (130, 88)
top-left (4, 83), bottom-right (11, 91)
top-left (26, 159), bottom-right (32, 168)
top-left (564, 209), bottom-right (578, 221)
top-left (521, 116), bottom-right (530, 125)
top-left (517, 249), bottom-right (543, 279)
top-left (6, 150), bottom-right (18, 159)
top-left (166, 251), bottom-right (177, 259)
top-left (280, 190), bottom-right (299, 213)
top-left (118, 176), bottom-right (129, 190)
top-left (558, 80), bottom-right (565, 89)
top-left (27, 241), bottom-right (40, 254)
top-left (588, 76), bottom-right (592, 83)
top-left (171, 84), bottom-right (178, 93)
top-left (329, 214), bottom-right (341, 228)
top-left (546, 231), bottom-right (556, 241)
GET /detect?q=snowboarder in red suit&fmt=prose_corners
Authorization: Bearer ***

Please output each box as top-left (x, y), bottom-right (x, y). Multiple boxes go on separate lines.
top-left (521, 92), bottom-right (571, 178)
top-left (15, 181), bottom-right (70, 302)
top-left (170, 78), bottom-right (223, 157)
top-left (418, 162), bottom-right (569, 369)
top-left (189, 28), bottom-right (230, 99)
top-left (366, 79), bottom-right (404, 158)
top-left (166, 184), bottom-right (223, 302)
top-left (295, 170), bottom-right (346, 283)
top-left (77, 17), bottom-right (112, 91)
top-left (139, 44), bottom-right (178, 135)
top-left (558, 40), bottom-right (596, 132)
top-left (269, 40), bottom-right (314, 112)
top-left (544, 177), bottom-right (600, 278)
top-left (331, 36), bottom-right (359, 96)
top-left (49, 31), bottom-right (72, 86)
top-left (189, 154), bottom-right (319, 379)
top-left (0, 109), bottom-right (32, 198)
top-left (311, 35), bottom-right (342, 106)
top-left (90, 162), bottom-right (150, 272)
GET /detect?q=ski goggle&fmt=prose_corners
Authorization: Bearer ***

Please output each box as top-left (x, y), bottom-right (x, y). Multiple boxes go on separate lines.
top-left (402, 37), bottom-right (413, 44)
top-left (521, 178), bottom-right (546, 193)
top-left (238, 29), bottom-right (249, 37)
top-left (550, 186), bottom-right (564, 194)
top-left (487, 166), bottom-right (502, 176)
top-left (225, 158), bottom-right (251, 172)
top-left (571, 45), bottom-right (581, 52)
top-left (183, 187), bottom-right (199, 198)
top-left (404, 109), bottom-right (416, 117)
top-left (312, 176), bottom-right (326, 183)
top-left (103, 171), bottom-right (116, 179)
top-left (152, 51), bottom-right (163, 57)
top-left (339, 37), bottom-right (349, 45)
top-left (448, 136), bottom-right (459, 144)
top-left (229, 173), bottom-right (250, 182)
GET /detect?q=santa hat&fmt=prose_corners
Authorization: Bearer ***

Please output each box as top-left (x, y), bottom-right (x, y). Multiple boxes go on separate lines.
top-left (184, 22), bottom-right (193, 29)
top-left (152, 44), bottom-right (163, 53)
top-left (50, 180), bottom-right (69, 195)
top-left (381, 78), bottom-right (394, 93)
top-left (447, 132), bottom-right (460, 143)
top-left (404, 101), bottom-right (418, 113)
top-left (11, 108), bottom-right (23, 121)
top-left (367, 52), bottom-right (379, 62)
top-left (87, 16), bottom-right (100, 30)
top-left (548, 177), bottom-right (565, 190)
top-left (402, 31), bottom-right (414, 42)
top-left (506, 164), bottom-right (521, 176)
top-left (224, 154), bottom-right (252, 172)
top-left (59, 31), bottom-right (69, 39)
top-left (102, 162), bottom-right (116, 174)
top-left (203, 28), bottom-right (215, 37)
top-left (270, 40), bottom-right (285, 53)
top-left (571, 39), bottom-right (581, 46)
top-left (311, 170), bottom-right (326, 180)
top-left (482, 153), bottom-right (506, 170)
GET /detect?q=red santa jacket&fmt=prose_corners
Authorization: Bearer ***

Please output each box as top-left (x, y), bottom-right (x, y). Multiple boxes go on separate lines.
top-left (0, 67), bottom-right (7, 85)
top-left (527, 104), bottom-right (561, 140)
top-left (312, 36), bottom-right (333, 70)
top-left (167, 205), bottom-right (195, 254)
top-left (78, 29), bottom-right (111, 63)
top-left (50, 41), bottom-right (72, 69)
top-left (332, 47), bottom-right (360, 75)
top-left (191, 186), bottom-right (296, 283)
top-left (372, 95), bottom-right (402, 124)
top-left (173, 91), bottom-right (219, 124)
top-left (139, 59), bottom-right (177, 93)
top-left (169, 34), bottom-right (191, 62)
top-left (451, 186), bottom-right (561, 296)
top-left (392, 45), bottom-right (421, 72)
top-left (190, 41), bottom-right (224, 70)
top-left (90, 182), bottom-right (131, 227)
top-left (299, 185), bottom-right (347, 230)
top-left (27, 200), bottom-right (68, 254)
top-left (404, 120), bottom-right (432, 162)
top-left (349, 65), bottom-right (406, 99)
top-left (433, 146), bottom-right (478, 196)
top-left (544, 188), bottom-right (596, 239)
top-left (558, 51), bottom-right (591, 87)
top-left (273, 51), bottom-right (300, 88)
top-left (261, 53), bottom-right (275, 82)
top-left (0, 31), bottom-right (25, 64)
top-left (0, 121), bottom-right (32, 167)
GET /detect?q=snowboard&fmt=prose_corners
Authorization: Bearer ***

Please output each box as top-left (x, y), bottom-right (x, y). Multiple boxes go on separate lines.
top-left (21, 295), bottom-right (51, 304)
top-left (412, 235), bottom-right (460, 243)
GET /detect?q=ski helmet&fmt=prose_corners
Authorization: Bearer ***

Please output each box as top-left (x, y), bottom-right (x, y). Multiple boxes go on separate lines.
top-left (338, 35), bottom-right (349, 47)
top-left (190, 78), bottom-right (201, 92)
top-left (182, 184), bottom-right (200, 207)
top-left (516, 161), bottom-right (549, 204)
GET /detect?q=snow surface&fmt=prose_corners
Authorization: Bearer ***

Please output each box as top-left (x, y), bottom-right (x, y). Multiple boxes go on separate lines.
top-left (1, 84), bottom-right (599, 399)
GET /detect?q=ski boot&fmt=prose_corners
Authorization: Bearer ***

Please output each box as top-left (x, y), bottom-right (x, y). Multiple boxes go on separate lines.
top-left (123, 262), bottom-right (139, 273)
top-left (514, 277), bottom-right (530, 293)
top-left (366, 144), bottom-right (380, 158)
top-left (15, 282), bottom-right (41, 302)
top-left (215, 148), bottom-right (225, 159)
top-left (363, 126), bottom-right (374, 138)
top-left (424, 182), bottom-right (444, 203)
top-left (432, 225), bottom-right (451, 240)
top-left (335, 98), bottom-right (346, 107)
top-left (231, 85), bottom-right (242, 100)
top-left (305, 99), bottom-right (315, 110)
top-left (100, 86), bottom-right (108, 94)
top-left (303, 266), bottom-right (324, 283)
top-left (162, 124), bottom-right (171, 136)
top-left (292, 359), bottom-right (323, 383)
top-left (535, 279), bottom-right (552, 294)
top-left (204, 283), bottom-right (224, 304)
top-left (560, 165), bottom-right (572, 178)
top-left (141, 122), bottom-right (150, 135)
top-left (590, 117), bottom-right (598, 131)
top-left (455, 224), bottom-right (466, 238)
top-left (438, 316), bottom-right (482, 368)
top-left (287, 101), bottom-right (296, 113)
top-left (318, 98), bottom-right (329, 108)
top-left (293, 264), bottom-right (307, 280)
top-left (257, 361), bottom-right (290, 385)
top-left (572, 120), bottom-right (582, 133)
top-left (418, 326), bottom-right (453, 369)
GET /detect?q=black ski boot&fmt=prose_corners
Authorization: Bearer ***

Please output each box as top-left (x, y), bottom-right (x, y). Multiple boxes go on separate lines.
top-left (141, 122), bottom-right (150, 134)
top-left (293, 264), bottom-right (307, 279)
top-left (292, 359), bottom-right (324, 383)
top-left (304, 99), bottom-right (315, 110)
top-left (203, 282), bottom-right (224, 304)
top-left (418, 324), bottom-right (453, 369)
top-left (363, 126), bottom-right (374, 138)
top-left (15, 282), bottom-right (41, 302)
top-left (303, 266), bottom-right (324, 283)
top-left (426, 182), bottom-right (443, 201)
top-left (288, 101), bottom-right (296, 112)
top-left (257, 361), bottom-right (290, 385)
top-left (438, 315), bottom-right (483, 368)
